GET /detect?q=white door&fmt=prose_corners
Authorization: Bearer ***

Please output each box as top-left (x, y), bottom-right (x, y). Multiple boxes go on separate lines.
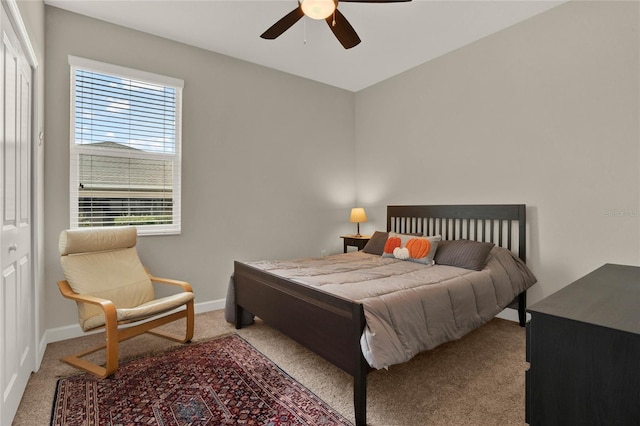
top-left (0, 2), bottom-right (34, 424)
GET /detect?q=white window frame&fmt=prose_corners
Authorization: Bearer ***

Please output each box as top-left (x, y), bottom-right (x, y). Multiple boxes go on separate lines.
top-left (68, 56), bottom-right (183, 235)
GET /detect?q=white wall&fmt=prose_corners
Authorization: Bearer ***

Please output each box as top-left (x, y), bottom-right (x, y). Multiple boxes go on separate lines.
top-left (44, 6), bottom-right (356, 332)
top-left (354, 0), bottom-right (640, 305)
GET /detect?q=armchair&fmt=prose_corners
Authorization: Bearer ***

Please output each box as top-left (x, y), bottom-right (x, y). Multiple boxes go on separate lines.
top-left (57, 226), bottom-right (194, 378)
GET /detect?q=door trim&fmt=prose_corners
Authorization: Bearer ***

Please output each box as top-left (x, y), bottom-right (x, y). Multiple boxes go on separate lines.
top-left (2, 0), bottom-right (41, 366)
top-left (1, 1), bottom-right (41, 421)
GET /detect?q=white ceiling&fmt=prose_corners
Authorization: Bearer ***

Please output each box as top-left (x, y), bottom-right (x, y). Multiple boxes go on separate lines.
top-left (44, 0), bottom-right (566, 92)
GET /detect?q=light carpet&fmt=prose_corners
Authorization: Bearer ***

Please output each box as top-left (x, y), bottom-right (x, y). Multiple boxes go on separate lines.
top-left (14, 310), bottom-right (527, 425)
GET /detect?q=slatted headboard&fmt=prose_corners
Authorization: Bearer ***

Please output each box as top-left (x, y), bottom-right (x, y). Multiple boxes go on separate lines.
top-left (386, 205), bottom-right (527, 262)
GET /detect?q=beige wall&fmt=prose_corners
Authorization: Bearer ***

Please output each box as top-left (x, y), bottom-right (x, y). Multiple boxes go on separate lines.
top-left (43, 1), bottom-right (639, 334)
top-left (355, 0), bottom-right (640, 305)
top-left (44, 6), bottom-right (356, 331)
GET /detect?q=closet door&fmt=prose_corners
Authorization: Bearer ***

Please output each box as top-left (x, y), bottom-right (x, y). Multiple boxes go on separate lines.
top-left (0, 2), bottom-right (34, 424)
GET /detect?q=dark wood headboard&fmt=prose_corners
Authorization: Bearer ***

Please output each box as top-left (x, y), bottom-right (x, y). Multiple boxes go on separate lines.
top-left (387, 204), bottom-right (527, 262)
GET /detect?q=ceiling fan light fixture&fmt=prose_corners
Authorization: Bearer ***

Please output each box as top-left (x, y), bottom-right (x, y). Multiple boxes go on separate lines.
top-left (299, 0), bottom-right (336, 20)
top-left (262, 0), bottom-right (410, 49)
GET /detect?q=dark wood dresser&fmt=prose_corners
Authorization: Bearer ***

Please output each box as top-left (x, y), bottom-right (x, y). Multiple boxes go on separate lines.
top-left (525, 264), bottom-right (640, 426)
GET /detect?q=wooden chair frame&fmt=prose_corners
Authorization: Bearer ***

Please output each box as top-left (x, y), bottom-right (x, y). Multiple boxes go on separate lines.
top-left (57, 273), bottom-right (194, 378)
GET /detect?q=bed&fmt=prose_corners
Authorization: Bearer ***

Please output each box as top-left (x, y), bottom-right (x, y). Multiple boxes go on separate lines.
top-left (232, 204), bottom-right (536, 426)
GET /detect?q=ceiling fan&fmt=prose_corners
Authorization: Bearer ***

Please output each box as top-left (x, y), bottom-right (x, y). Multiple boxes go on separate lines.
top-left (260, 0), bottom-right (412, 49)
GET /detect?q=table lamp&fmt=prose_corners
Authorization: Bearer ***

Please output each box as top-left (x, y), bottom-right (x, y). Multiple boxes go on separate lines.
top-left (350, 207), bottom-right (367, 237)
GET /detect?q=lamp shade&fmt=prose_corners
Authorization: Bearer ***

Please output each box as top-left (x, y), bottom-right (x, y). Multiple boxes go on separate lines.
top-left (350, 208), bottom-right (367, 223)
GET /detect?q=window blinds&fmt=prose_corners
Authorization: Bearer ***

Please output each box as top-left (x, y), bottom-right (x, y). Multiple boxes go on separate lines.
top-left (69, 56), bottom-right (183, 235)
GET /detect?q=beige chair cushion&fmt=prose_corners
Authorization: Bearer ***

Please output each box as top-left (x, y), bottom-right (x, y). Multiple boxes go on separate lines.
top-left (59, 226), bottom-right (137, 255)
top-left (59, 227), bottom-right (172, 331)
top-left (82, 291), bottom-right (195, 330)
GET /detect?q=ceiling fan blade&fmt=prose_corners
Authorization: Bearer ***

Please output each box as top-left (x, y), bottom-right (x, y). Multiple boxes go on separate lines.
top-left (260, 7), bottom-right (305, 40)
top-left (325, 10), bottom-right (361, 49)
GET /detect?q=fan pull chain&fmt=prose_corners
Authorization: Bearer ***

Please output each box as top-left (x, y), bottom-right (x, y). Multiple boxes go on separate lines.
top-left (303, 17), bottom-right (307, 44)
top-left (332, 10), bottom-right (336, 26)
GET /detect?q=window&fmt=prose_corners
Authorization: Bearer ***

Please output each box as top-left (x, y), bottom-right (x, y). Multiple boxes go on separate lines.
top-left (69, 56), bottom-right (183, 235)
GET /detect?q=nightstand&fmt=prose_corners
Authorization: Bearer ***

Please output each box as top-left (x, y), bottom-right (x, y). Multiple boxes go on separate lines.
top-left (340, 235), bottom-right (371, 253)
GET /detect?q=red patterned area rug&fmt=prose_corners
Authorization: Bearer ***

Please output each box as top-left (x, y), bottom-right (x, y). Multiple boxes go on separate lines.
top-left (50, 334), bottom-right (351, 425)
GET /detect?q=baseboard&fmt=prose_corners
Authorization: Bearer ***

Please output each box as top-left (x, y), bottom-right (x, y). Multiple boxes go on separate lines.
top-left (37, 333), bottom-right (47, 368)
top-left (496, 307), bottom-right (531, 324)
top-left (43, 298), bottom-right (225, 345)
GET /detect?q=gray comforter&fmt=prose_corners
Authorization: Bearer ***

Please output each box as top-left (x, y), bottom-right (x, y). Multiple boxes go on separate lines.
top-left (245, 247), bottom-right (537, 369)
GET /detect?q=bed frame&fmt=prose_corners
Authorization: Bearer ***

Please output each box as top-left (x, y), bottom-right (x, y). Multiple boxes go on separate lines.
top-left (234, 204), bottom-right (528, 426)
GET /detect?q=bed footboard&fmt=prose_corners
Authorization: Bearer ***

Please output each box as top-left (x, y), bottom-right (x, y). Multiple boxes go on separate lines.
top-left (234, 261), bottom-right (369, 426)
